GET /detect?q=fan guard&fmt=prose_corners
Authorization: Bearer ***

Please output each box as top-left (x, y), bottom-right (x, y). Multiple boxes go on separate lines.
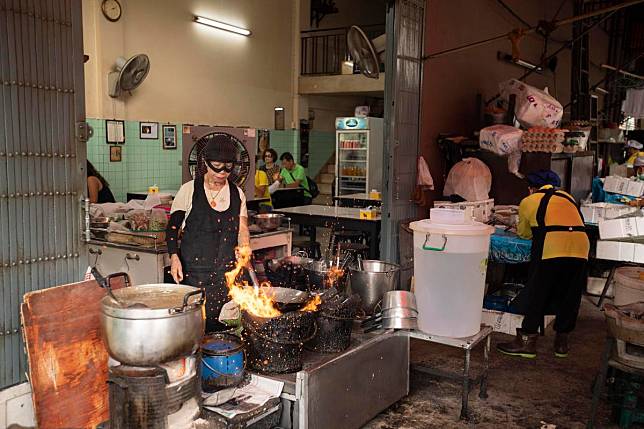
top-left (188, 132), bottom-right (251, 188)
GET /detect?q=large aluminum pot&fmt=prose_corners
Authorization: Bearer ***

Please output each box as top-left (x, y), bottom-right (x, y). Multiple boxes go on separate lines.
top-left (349, 260), bottom-right (400, 315)
top-left (100, 284), bottom-right (205, 366)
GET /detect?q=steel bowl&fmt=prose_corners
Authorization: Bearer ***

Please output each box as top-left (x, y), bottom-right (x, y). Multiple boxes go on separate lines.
top-left (253, 213), bottom-right (284, 231)
top-left (349, 260), bottom-right (400, 315)
top-left (382, 316), bottom-right (418, 330)
top-left (381, 307), bottom-right (418, 319)
top-left (382, 290), bottom-right (417, 311)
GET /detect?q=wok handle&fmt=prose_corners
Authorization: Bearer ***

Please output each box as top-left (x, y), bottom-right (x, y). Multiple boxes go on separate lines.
top-left (171, 289), bottom-right (205, 314)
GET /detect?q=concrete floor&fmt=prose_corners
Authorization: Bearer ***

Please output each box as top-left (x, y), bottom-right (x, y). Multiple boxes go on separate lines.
top-left (364, 297), bottom-right (618, 429)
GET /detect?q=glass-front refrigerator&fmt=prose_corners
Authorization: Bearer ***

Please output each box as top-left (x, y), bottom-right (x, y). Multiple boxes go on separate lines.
top-left (335, 117), bottom-right (384, 197)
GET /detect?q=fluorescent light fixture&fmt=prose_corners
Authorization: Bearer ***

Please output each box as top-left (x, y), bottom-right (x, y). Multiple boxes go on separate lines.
top-left (274, 107), bottom-right (284, 111)
top-left (194, 16), bottom-right (251, 36)
top-left (497, 51), bottom-right (542, 73)
top-left (595, 87), bottom-right (609, 95)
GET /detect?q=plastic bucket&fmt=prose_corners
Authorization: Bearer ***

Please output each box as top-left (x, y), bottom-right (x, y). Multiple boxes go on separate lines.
top-left (200, 333), bottom-right (245, 393)
top-left (410, 218), bottom-right (494, 338)
top-left (614, 267), bottom-right (644, 306)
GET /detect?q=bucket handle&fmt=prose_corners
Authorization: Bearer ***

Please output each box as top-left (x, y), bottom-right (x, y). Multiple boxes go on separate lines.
top-left (201, 350), bottom-right (247, 377)
top-left (422, 233), bottom-right (447, 252)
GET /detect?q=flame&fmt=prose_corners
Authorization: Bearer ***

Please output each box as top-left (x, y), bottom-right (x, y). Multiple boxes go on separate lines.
top-left (300, 294), bottom-right (322, 312)
top-left (325, 266), bottom-right (345, 288)
top-left (225, 246), bottom-right (281, 318)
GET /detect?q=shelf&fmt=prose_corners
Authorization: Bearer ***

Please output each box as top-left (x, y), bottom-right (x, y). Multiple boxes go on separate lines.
top-left (340, 159), bottom-right (367, 163)
top-left (339, 147), bottom-right (368, 151)
top-left (340, 175), bottom-right (367, 179)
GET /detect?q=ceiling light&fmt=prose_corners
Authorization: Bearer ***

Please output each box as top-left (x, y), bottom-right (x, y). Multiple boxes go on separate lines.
top-left (497, 51), bottom-right (542, 73)
top-left (194, 16), bottom-right (251, 36)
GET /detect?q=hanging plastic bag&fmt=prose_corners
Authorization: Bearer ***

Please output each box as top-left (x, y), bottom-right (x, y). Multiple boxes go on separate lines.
top-left (417, 156), bottom-right (434, 190)
top-left (500, 79), bottom-right (563, 129)
top-left (443, 158), bottom-right (492, 201)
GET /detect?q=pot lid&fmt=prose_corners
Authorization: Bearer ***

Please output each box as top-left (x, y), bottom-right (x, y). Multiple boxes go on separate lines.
top-left (409, 218), bottom-right (494, 236)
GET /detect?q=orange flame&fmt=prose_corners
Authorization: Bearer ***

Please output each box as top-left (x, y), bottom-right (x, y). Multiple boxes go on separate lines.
top-left (300, 294), bottom-right (322, 312)
top-left (325, 266), bottom-right (345, 288)
top-left (225, 246), bottom-right (281, 318)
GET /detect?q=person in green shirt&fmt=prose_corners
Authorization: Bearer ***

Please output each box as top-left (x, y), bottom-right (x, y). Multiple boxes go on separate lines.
top-left (276, 152), bottom-right (312, 204)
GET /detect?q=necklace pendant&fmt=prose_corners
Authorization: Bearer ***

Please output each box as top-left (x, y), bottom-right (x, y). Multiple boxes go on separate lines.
top-left (210, 200), bottom-right (217, 208)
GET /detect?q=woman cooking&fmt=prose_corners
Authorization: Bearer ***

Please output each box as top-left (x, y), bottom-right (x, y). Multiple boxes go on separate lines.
top-left (166, 134), bottom-right (250, 333)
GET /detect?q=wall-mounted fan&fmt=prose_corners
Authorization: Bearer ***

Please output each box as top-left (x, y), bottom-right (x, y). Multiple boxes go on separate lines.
top-left (108, 54), bottom-right (150, 98)
top-left (188, 132), bottom-right (251, 188)
top-left (347, 25), bottom-right (386, 79)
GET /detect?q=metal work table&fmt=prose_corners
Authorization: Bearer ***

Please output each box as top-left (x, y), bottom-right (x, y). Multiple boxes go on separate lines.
top-left (333, 192), bottom-right (382, 208)
top-left (272, 205), bottom-right (381, 258)
top-left (409, 326), bottom-right (493, 420)
top-left (254, 330), bottom-right (409, 429)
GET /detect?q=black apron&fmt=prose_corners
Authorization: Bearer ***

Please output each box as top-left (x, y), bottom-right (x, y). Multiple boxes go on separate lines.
top-left (513, 188), bottom-right (586, 315)
top-left (180, 177), bottom-right (240, 333)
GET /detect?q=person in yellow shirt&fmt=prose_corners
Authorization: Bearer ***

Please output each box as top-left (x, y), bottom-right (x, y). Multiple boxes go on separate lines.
top-left (497, 170), bottom-right (589, 359)
top-left (254, 169), bottom-right (272, 210)
top-left (625, 139), bottom-right (643, 171)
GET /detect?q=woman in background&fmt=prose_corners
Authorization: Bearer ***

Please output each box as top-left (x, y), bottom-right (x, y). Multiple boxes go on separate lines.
top-left (87, 160), bottom-right (115, 203)
top-left (260, 149), bottom-right (280, 184)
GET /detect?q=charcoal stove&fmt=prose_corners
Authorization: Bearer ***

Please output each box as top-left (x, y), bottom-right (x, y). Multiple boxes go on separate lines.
top-left (103, 355), bottom-right (200, 429)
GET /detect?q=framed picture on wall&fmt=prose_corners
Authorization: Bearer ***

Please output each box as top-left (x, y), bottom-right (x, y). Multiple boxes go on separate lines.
top-left (110, 145), bottom-right (122, 162)
top-left (139, 121), bottom-right (159, 139)
top-left (162, 125), bottom-right (177, 150)
top-left (106, 119), bottom-right (125, 144)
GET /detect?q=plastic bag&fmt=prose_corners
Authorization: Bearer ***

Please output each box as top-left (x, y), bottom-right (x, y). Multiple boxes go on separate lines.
top-left (443, 158), bottom-right (492, 202)
top-left (417, 156), bottom-right (434, 190)
top-left (500, 79), bottom-right (563, 128)
top-left (125, 209), bottom-right (149, 231)
top-left (149, 208), bottom-right (168, 231)
top-left (479, 125), bottom-right (523, 155)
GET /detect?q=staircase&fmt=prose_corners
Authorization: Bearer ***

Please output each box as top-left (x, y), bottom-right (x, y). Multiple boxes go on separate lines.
top-left (313, 156), bottom-right (335, 205)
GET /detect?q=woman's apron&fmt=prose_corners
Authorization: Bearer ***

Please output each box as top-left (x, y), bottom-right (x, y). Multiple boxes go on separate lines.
top-left (180, 177), bottom-right (240, 333)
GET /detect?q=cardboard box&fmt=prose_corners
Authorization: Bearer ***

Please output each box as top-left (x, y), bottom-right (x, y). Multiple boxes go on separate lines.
top-left (481, 309), bottom-right (554, 335)
top-left (599, 217), bottom-right (644, 241)
top-left (581, 203), bottom-right (638, 224)
top-left (596, 239), bottom-right (644, 263)
top-left (603, 176), bottom-right (644, 197)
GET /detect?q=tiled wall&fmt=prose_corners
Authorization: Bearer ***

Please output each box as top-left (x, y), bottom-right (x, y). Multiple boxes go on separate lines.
top-left (86, 118), bottom-right (183, 202)
top-left (87, 123), bottom-right (331, 202)
top-left (308, 130), bottom-right (335, 177)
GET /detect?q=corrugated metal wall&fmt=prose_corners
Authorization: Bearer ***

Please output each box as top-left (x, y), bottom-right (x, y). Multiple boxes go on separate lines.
top-left (0, 0), bottom-right (86, 389)
top-left (381, 0), bottom-right (425, 261)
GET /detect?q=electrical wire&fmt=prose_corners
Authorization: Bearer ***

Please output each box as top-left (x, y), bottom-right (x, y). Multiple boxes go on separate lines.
top-left (496, 0), bottom-right (531, 27)
top-left (423, 0), bottom-right (644, 61)
top-left (485, 9), bottom-right (618, 105)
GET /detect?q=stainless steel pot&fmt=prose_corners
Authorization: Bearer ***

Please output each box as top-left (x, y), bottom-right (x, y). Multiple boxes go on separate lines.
top-left (253, 213), bottom-right (284, 231)
top-left (349, 260), bottom-right (400, 315)
top-left (100, 283), bottom-right (205, 366)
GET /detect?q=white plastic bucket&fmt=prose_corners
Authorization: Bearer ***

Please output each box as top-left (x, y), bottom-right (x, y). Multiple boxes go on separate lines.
top-left (614, 267), bottom-right (644, 306)
top-left (410, 217), bottom-right (494, 338)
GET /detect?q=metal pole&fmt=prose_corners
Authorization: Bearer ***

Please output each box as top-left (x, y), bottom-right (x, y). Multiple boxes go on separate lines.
top-left (423, 0), bottom-right (644, 60)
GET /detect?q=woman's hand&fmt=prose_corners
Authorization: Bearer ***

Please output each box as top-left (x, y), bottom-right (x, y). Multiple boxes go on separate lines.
top-left (272, 172), bottom-right (281, 182)
top-left (170, 254), bottom-right (183, 284)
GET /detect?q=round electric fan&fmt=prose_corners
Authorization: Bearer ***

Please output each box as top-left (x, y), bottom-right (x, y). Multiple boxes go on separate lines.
top-left (347, 26), bottom-right (386, 79)
top-left (108, 54), bottom-right (150, 98)
top-left (188, 132), bottom-right (251, 188)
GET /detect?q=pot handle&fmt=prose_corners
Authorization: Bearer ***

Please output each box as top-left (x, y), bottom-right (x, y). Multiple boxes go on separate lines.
top-left (422, 233), bottom-right (447, 252)
top-left (105, 272), bottom-right (132, 289)
top-left (170, 289), bottom-right (205, 314)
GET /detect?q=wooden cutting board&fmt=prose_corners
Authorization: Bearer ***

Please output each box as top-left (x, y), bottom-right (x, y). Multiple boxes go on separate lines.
top-left (21, 277), bottom-right (126, 429)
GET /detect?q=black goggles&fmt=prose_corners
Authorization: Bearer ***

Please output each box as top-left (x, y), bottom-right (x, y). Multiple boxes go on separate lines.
top-left (206, 159), bottom-right (234, 173)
